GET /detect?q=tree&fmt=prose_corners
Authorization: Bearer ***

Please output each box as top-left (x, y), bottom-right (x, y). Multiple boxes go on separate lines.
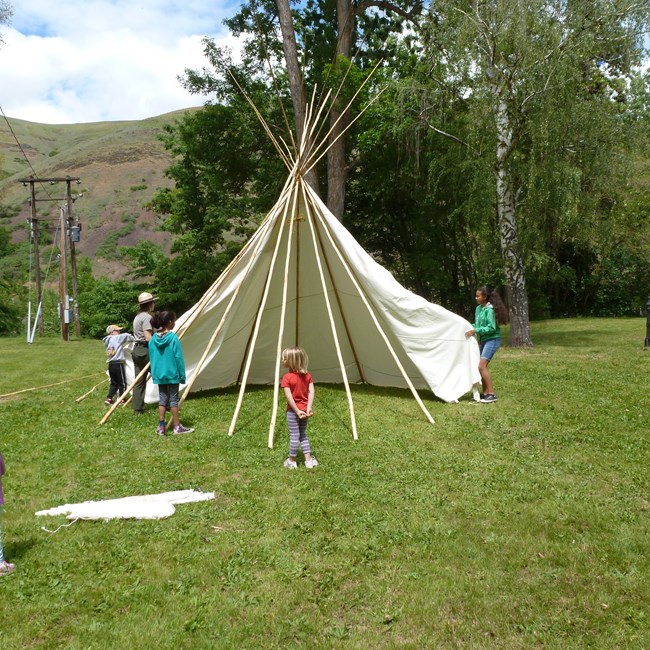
top-left (0, 1), bottom-right (12, 46)
top-left (146, 96), bottom-right (287, 311)
top-left (422, 0), bottom-right (650, 345)
top-left (188, 0), bottom-right (423, 220)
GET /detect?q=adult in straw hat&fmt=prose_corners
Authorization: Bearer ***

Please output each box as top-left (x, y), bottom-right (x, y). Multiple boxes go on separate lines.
top-left (131, 291), bottom-right (157, 414)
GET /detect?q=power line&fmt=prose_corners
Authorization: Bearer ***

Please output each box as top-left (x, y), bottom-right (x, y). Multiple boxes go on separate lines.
top-left (0, 104), bottom-right (55, 198)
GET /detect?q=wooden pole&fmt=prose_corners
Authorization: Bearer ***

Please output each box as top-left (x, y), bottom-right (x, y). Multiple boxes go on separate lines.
top-left (300, 181), bottom-right (358, 440)
top-left (66, 179), bottom-right (81, 337)
top-left (228, 177), bottom-right (297, 437)
top-left (174, 179), bottom-right (295, 337)
top-left (306, 183), bottom-right (435, 424)
top-left (75, 378), bottom-right (109, 403)
top-left (268, 184), bottom-right (298, 448)
top-left (175, 210), bottom-right (280, 410)
top-left (99, 362), bottom-right (150, 425)
top-left (30, 183), bottom-right (44, 337)
top-left (58, 206), bottom-right (69, 341)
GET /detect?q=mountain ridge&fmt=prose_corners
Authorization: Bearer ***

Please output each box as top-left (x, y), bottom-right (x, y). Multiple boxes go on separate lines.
top-left (0, 108), bottom-right (200, 279)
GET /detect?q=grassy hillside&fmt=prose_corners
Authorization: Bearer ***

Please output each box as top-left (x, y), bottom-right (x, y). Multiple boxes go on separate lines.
top-left (0, 109), bottom-right (199, 278)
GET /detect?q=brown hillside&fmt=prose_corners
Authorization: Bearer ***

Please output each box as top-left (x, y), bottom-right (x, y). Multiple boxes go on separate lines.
top-left (0, 109), bottom-right (199, 279)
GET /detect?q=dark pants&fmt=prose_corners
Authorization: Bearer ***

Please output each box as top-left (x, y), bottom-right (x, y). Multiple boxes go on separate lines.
top-left (131, 344), bottom-right (150, 413)
top-left (107, 361), bottom-right (127, 400)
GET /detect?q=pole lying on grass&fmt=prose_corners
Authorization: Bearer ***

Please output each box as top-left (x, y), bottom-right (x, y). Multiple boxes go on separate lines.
top-left (75, 378), bottom-right (109, 403)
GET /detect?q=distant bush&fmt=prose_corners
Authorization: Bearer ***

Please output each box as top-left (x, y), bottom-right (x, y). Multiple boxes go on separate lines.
top-left (96, 222), bottom-right (136, 260)
top-left (129, 184), bottom-right (147, 191)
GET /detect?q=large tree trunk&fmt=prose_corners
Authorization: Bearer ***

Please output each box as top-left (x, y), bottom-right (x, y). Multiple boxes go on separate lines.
top-left (326, 0), bottom-right (355, 221)
top-left (275, 0), bottom-right (319, 191)
top-left (493, 82), bottom-right (533, 347)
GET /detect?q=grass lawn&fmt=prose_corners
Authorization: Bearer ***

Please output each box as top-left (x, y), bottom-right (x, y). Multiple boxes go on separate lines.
top-left (0, 318), bottom-right (648, 649)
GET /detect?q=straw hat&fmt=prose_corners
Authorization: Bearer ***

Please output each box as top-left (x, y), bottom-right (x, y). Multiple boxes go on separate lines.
top-left (137, 292), bottom-right (157, 305)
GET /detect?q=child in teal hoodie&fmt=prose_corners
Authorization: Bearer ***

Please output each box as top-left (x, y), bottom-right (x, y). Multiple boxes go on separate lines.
top-left (148, 311), bottom-right (194, 436)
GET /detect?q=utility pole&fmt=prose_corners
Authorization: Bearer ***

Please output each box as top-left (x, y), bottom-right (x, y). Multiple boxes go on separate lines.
top-left (29, 182), bottom-right (44, 337)
top-left (59, 204), bottom-right (69, 340)
top-left (65, 180), bottom-right (81, 336)
top-left (18, 176), bottom-right (82, 341)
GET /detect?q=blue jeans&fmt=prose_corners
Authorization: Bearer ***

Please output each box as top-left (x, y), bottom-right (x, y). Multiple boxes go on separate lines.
top-left (480, 338), bottom-right (501, 361)
top-left (158, 384), bottom-right (180, 408)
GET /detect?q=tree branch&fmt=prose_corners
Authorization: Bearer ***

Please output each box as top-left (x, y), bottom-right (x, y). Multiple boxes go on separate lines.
top-left (355, 0), bottom-right (423, 21)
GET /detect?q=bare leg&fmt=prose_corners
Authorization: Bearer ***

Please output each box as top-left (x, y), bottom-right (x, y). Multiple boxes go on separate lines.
top-left (479, 359), bottom-right (495, 395)
top-left (170, 406), bottom-right (180, 427)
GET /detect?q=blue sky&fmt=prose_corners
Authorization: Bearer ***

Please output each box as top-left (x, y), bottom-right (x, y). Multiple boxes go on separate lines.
top-left (0, 0), bottom-right (241, 124)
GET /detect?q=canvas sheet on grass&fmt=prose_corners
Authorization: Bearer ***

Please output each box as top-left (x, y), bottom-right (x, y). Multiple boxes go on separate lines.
top-left (36, 489), bottom-right (215, 520)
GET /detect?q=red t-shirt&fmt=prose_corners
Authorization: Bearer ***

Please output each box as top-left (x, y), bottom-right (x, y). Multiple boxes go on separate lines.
top-left (281, 371), bottom-right (312, 411)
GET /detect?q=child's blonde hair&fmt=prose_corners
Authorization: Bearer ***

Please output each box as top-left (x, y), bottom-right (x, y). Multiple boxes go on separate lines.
top-left (282, 347), bottom-right (309, 374)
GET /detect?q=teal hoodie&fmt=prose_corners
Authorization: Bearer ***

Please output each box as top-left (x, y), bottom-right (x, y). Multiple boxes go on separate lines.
top-left (148, 331), bottom-right (186, 385)
top-left (472, 302), bottom-right (500, 343)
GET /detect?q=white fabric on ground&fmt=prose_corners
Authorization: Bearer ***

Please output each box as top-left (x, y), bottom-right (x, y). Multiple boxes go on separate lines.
top-left (36, 489), bottom-right (215, 520)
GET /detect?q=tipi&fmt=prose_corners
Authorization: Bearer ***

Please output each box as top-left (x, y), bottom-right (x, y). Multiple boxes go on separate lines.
top-left (102, 87), bottom-right (481, 445)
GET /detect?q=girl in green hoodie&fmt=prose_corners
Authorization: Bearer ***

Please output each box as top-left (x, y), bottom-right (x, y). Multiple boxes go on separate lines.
top-left (465, 286), bottom-right (508, 403)
top-left (149, 311), bottom-right (194, 435)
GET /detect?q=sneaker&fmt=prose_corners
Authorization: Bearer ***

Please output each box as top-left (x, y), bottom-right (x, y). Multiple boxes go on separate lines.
top-left (156, 424), bottom-right (166, 436)
top-left (480, 394), bottom-right (497, 403)
top-left (173, 424), bottom-right (194, 435)
top-left (104, 398), bottom-right (113, 405)
top-left (0, 561), bottom-right (16, 575)
top-left (305, 458), bottom-right (319, 469)
top-left (283, 458), bottom-right (298, 469)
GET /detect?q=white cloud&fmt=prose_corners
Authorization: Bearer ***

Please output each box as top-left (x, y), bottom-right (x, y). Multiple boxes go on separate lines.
top-left (0, 0), bottom-right (242, 124)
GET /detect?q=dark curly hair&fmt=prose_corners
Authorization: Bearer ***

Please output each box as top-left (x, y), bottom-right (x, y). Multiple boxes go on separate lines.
top-left (477, 287), bottom-right (509, 325)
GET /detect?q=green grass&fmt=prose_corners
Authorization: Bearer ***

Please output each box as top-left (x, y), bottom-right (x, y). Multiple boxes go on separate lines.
top-left (0, 318), bottom-right (648, 649)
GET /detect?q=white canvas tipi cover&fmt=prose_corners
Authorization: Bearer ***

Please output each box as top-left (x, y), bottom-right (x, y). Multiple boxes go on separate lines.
top-left (146, 178), bottom-right (480, 415)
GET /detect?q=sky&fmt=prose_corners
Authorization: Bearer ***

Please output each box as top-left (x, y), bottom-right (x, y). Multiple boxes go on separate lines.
top-left (0, 0), bottom-right (242, 124)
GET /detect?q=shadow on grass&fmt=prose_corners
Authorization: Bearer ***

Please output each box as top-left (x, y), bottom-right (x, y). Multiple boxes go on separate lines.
top-left (6, 537), bottom-right (37, 561)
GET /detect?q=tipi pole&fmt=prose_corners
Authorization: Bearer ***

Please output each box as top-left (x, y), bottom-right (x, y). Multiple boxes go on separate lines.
top-left (312, 222), bottom-right (365, 382)
top-left (228, 70), bottom-right (294, 169)
top-left (99, 363), bottom-right (150, 425)
top-left (306, 184), bottom-right (435, 425)
top-left (76, 378), bottom-right (109, 403)
top-left (175, 204), bottom-right (282, 410)
top-left (228, 177), bottom-right (298, 437)
top-left (304, 85), bottom-right (386, 177)
top-left (101, 206), bottom-right (278, 427)
top-left (300, 182), bottom-right (358, 440)
top-left (267, 185), bottom-right (299, 449)
top-left (176, 180), bottom-right (295, 335)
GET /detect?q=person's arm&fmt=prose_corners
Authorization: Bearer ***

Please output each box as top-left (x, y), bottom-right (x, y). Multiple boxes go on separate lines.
top-left (306, 382), bottom-right (315, 416)
top-left (173, 337), bottom-right (186, 384)
top-left (283, 386), bottom-right (307, 418)
top-left (475, 307), bottom-right (497, 338)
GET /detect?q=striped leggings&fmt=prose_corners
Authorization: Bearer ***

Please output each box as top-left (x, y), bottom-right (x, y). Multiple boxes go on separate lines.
top-left (287, 411), bottom-right (311, 458)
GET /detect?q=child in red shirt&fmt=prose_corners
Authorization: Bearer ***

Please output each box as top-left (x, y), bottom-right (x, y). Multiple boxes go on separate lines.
top-left (281, 347), bottom-right (317, 469)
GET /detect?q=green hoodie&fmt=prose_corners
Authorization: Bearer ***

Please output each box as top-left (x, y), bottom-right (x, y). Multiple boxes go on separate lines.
top-left (148, 331), bottom-right (186, 385)
top-left (472, 302), bottom-right (500, 343)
